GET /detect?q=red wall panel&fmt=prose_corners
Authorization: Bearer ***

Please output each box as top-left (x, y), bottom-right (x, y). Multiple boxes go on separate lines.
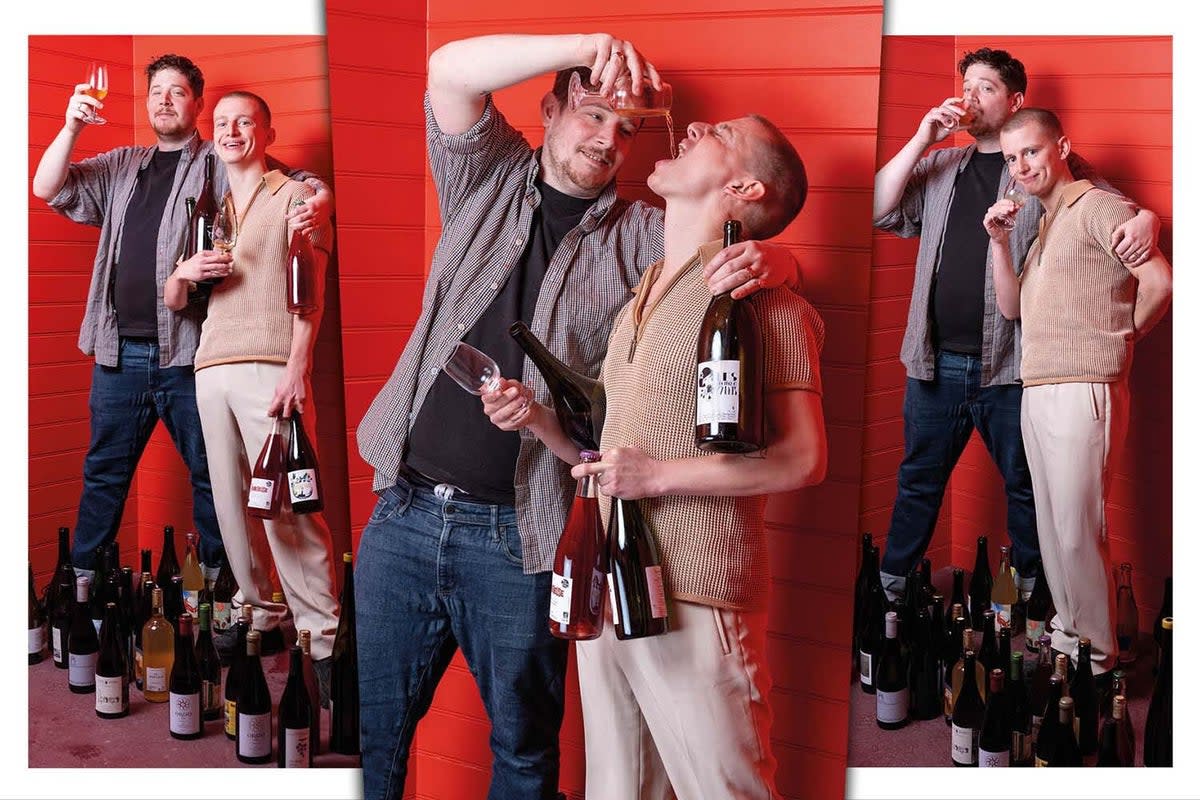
top-left (327, 1), bottom-right (882, 798)
top-left (869, 36), bottom-right (1172, 633)
top-left (28, 35), bottom-right (348, 586)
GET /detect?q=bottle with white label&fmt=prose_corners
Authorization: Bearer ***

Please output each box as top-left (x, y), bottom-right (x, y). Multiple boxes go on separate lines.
top-left (248, 416), bottom-right (286, 520)
top-left (237, 630), bottom-right (274, 764)
top-left (169, 614), bottom-right (203, 739)
top-left (28, 562), bottom-right (47, 665)
top-left (607, 496), bottom-right (668, 640)
top-left (278, 645), bottom-right (313, 767)
top-left (991, 545), bottom-right (1018, 633)
top-left (950, 651), bottom-right (984, 766)
top-left (285, 412), bottom-right (323, 515)
top-left (67, 576), bottom-right (99, 694)
top-left (50, 576), bottom-right (74, 670)
top-left (94, 602), bottom-right (128, 718)
top-left (978, 668), bottom-right (1011, 766)
top-left (875, 611), bottom-right (909, 729)
top-left (549, 450), bottom-right (607, 640)
top-left (141, 586), bottom-right (175, 703)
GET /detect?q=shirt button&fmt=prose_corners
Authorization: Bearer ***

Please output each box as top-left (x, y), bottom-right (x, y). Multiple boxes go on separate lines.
top-left (457, 323), bottom-right (465, 332)
top-left (429, 367), bottom-right (438, 376)
top-left (491, 282), bottom-right (500, 291)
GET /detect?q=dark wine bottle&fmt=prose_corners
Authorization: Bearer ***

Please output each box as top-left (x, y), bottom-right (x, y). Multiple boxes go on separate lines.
top-left (90, 543), bottom-right (112, 634)
top-left (196, 603), bottom-right (223, 722)
top-left (859, 582), bottom-right (884, 695)
top-left (94, 602), bottom-right (128, 719)
top-left (949, 567), bottom-right (967, 621)
top-left (1097, 695), bottom-right (1134, 766)
top-left (236, 630), bottom-right (274, 764)
top-left (249, 416), bottom-right (287, 519)
top-left (286, 214), bottom-right (319, 315)
top-left (1154, 577), bottom-right (1172, 654)
top-left (1034, 674), bottom-right (1064, 767)
top-left (1007, 651), bottom-right (1033, 766)
top-left (950, 651), bottom-right (984, 766)
top-left (298, 629), bottom-right (322, 755)
top-left (509, 320), bottom-right (607, 452)
top-left (330, 552), bottom-right (360, 755)
top-left (909, 607), bottom-right (942, 721)
top-left (1143, 617), bottom-right (1172, 766)
top-left (118, 566), bottom-right (136, 685)
top-left (875, 611), bottom-right (909, 729)
top-left (1115, 562), bottom-right (1138, 666)
top-left (549, 450), bottom-right (607, 640)
top-left (213, 559), bottom-right (237, 632)
top-left (28, 562), bottom-right (47, 665)
top-left (156, 525), bottom-right (181, 590)
top-left (225, 605), bottom-right (253, 738)
top-left (1029, 633), bottom-right (1054, 740)
top-left (968, 535), bottom-right (992, 632)
top-left (1048, 696), bottom-right (1083, 766)
top-left (695, 219), bottom-right (764, 453)
top-left (278, 645), bottom-right (314, 767)
top-left (68, 576), bottom-right (100, 693)
top-left (140, 547), bottom-right (153, 577)
top-left (978, 669), bottom-right (1011, 766)
top-left (43, 526), bottom-right (73, 619)
top-left (978, 610), bottom-right (1001, 680)
top-left (1025, 560), bottom-right (1051, 652)
top-left (51, 576), bottom-right (74, 669)
top-left (852, 535), bottom-right (877, 671)
top-left (169, 614), bottom-right (203, 740)
top-left (286, 411), bottom-right (324, 515)
top-left (1069, 637), bottom-right (1099, 755)
top-left (165, 574), bottom-right (185, 632)
top-left (942, 610), bottom-right (966, 723)
top-left (607, 497), bottom-right (669, 640)
top-left (186, 155), bottom-right (222, 286)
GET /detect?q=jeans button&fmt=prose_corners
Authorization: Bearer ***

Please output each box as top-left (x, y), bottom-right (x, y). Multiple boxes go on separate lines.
top-left (445, 504), bottom-right (456, 514)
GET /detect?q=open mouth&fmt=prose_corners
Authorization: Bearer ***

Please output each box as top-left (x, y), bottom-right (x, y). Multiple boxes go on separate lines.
top-left (578, 149), bottom-right (612, 168)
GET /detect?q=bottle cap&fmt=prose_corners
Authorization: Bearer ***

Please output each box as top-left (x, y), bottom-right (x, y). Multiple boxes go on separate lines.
top-left (1163, 617), bottom-right (1173, 630)
top-left (343, 552), bottom-right (353, 564)
top-left (580, 450), bottom-right (601, 463)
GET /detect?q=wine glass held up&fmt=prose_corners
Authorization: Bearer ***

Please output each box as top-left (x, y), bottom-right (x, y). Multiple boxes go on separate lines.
top-left (998, 174), bottom-right (1031, 230)
top-left (81, 62), bottom-right (108, 125)
top-left (443, 341), bottom-right (503, 395)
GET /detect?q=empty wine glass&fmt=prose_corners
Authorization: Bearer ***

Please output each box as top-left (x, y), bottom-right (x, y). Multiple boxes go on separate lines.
top-left (1000, 174), bottom-right (1030, 229)
top-left (83, 62), bottom-right (108, 125)
top-left (211, 194), bottom-right (238, 254)
top-left (443, 342), bottom-right (502, 395)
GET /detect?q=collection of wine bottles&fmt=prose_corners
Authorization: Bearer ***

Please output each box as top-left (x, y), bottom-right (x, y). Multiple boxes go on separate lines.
top-left (28, 524), bottom-right (361, 767)
top-left (852, 533), bottom-right (1173, 767)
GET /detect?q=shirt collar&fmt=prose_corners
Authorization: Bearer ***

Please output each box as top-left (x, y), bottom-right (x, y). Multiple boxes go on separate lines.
top-left (141, 129), bottom-right (203, 168)
top-left (261, 169), bottom-right (290, 196)
top-left (1061, 179), bottom-right (1096, 208)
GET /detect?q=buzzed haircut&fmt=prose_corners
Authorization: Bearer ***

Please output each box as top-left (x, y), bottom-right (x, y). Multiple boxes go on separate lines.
top-left (737, 115), bottom-right (808, 240)
top-left (1001, 107), bottom-right (1064, 140)
top-left (958, 47), bottom-right (1028, 95)
top-left (145, 54), bottom-right (204, 98)
top-left (216, 90), bottom-right (273, 127)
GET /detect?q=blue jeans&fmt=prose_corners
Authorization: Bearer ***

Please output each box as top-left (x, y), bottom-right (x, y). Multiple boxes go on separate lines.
top-left (72, 339), bottom-right (224, 571)
top-left (355, 478), bottom-right (567, 800)
top-left (881, 351), bottom-right (1039, 596)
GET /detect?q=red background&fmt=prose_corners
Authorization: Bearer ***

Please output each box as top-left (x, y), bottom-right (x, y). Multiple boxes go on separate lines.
top-left (27, 35), bottom-right (350, 584)
top-left (326, 0), bottom-right (883, 798)
top-left (865, 36), bottom-right (1172, 627)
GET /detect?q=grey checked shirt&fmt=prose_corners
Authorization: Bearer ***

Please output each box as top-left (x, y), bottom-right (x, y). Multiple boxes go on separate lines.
top-left (47, 131), bottom-right (323, 368)
top-left (875, 143), bottom-right (1112, 388)
top-left (356, 93), bottom-right (663, 574)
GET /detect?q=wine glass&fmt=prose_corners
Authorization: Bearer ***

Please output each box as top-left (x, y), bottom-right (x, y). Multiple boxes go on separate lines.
top-left (568, 70), bottom-right (672, 119)
top-left (83, 62), bottom-right (108, 125)
top-left (211, 194), bottom-right (238, 254)
top-left (443, 342), bottom-right (502, 395)
top-left (1000, 174), bottom-right (1030, 229)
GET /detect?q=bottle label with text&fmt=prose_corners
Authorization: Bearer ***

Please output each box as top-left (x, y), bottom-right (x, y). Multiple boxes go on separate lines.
top-left (951, 723), bottom-right (978, 765)
top-left (29, 626), bottom-right (46, 655)
top-left (645, 566), bottom-right (668, 619)
top-left (1026, 618), bottom-right (1046, 646)
top-left (288, 469), bottom-right (319, 504)
top-left (238, 712), bottom-right (272, 758)
top-left (696, 360), bottom-right (740, 424)
top-left (284, 728), bottom-right (311, 768)
top-left (95, 675), bottom-right (127, 714)
top-left (876, 688), bottom-right (908, 724)
top-left (549, 573), bottom-right (573, 624)
top-left (991, 602), bottom-right (1012, 631)
top-left (52, 627), bottom-right (63, 661)
top-left (183, 590), bottom-right (199, 620)
top-left (225, 700), bottom-right (237, 737)
top-left (589, 569), bottom-right (605, 616)
top-left (978, 747), bottom-right (1010, 767)
top-left (201, 680), bottom-right (221, 715)
top-left (859, 650), bottom-right (873, 686)
top-left (213, 602), bottom-right (232, 631)
top-left (247, 477), bottom-right (276, 510)
top-left (170, 692), bottom-right (201, 735)
top-left (145, 666), bottom-right (167, 693)
top-left (68, 651), bottom-right (98, 687)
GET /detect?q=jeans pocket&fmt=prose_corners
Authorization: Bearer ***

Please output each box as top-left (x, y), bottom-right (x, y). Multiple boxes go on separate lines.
top-left (1087, 384), bottom-right (1102, 421)
top-left (367, 485), bottom-right (411, 527)
top-left (712, 606), bottom-right (733, 656)
top-left (496, 522), bottom-right (526, 568)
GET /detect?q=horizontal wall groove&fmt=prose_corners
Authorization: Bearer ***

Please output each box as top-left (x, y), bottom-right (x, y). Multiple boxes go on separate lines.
top-left (328, 9), bottom-right (426, 27)
top-left (429, 6), bottom-right (882, 26)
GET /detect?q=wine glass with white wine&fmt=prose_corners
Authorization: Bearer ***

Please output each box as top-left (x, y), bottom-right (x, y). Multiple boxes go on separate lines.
top-left (83, 62), bottom-right (108, 126)
top-left (1000, 174), bottom-right (1030, 229)
top-left (207, 194), bottom-right (237, 284)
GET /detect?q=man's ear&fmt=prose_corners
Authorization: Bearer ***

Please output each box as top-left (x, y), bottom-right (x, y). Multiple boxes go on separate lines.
top-left (266, 126), bottom-right (277, 148)
top-left (1009, 91), bottom-right (1024, 115)
top-left (195, 95), bottom-right (205, 116)
top-left (540, 92), bottom-right (559, 127)
top-left (1058, 135), bottom-right (1072, 161)
top-left (725, 178), bottom-right (766, 202)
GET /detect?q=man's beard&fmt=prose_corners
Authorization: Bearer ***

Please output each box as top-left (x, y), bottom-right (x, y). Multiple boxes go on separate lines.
top-left (544, 134), bottom-right (613, 196)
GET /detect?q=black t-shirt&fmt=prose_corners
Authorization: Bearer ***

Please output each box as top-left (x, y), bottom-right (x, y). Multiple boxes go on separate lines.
top-left (405, 180), bottom-right (594, 504)
top-left (932, 149), bottom-right (1005, 355)
top-left (115, 148), bottom-right (183, 338)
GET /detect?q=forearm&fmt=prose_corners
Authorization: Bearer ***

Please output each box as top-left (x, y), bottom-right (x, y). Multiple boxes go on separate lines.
top-left (873, 135), bottom-right (928, 222)
top-left (32, 125), bottom-right (81, 201)
top-left (286, 312), bottom-right (322, 375)
top-left (1132, 257), bottom-right (1172, 338)
top-left (524, 403), bottom-right (584, 466)
top-left (429, 34), bottom-right (587, 99)
top-left (991, 240), bottom-right (1022, 320)
top-left (164, 273), bottom-right (193, 312)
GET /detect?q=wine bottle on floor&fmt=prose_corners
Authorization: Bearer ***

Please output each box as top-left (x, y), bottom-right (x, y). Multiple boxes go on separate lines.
top-left (858, 581), bottom-right (884, 695)
top-left (1143, 617), bottom-right (1173, 766)
top-left (1097, 695), bottom-right (1134, 766)
top-left (510, 320), bottom-right (607, 451)
top-left (225, 605), bottom-right (253, 738)
top-left (298, 630), bottom-right (321, 755)
top-left (875, 611), bottom-right (908, 729)
top-left (169, 614), bottom-right (203, 740)
top-left (1025, 560), bottom-right (1051, 652)
top-left (1069, 637), bottom-right (1099, 755)
top-left (181, 532), bottom-right (204, 621)
top-left (550, 451), bottom-right (607, 641)
top-left (134, 571), bottom-right (154, 689)
top-left (1007, 651), bottom-right (1033, 766)
top-left (852, 535), bottom-right (877, 672)
top-left (236, 631), bottom-right (274, 764)
top-left (991, 545), bottom-right (1018, 632)
top-left (51, 576), bottom-right (73, 670)
top-left (1034, 674), bottom-right (1064, 767)
top-left (196, 603), bottom-right (223, 722)
top-left (42, 526), bottom-right (73, 615)
top-left (608, 497), bottom-right (669, 640)
top-left (950, 651), bottom-right (984, 766)
top-left (1114, 562), bottom-right (1138, 666)
top-left (141, 586), bottom-right (175, 703)
top-left (1048, 697), bottom-right (1083, 767)
top-left (330, 553), bottom-right (360, 756)
top-left (909, 607), bottom-right (942, 721)
top-left (278, 645), bottom-right (313, 767)
top-left (68, 576), bottom-right (99, 694)
top-left (949, 568), bottom-right (967, 622)
top-left (28, 562), bottom-right (46, 665)
top-left (94, 602), bottom-right (128, 719)
top-left (695, 219), bottom-right (764, 453)
top-left (978, 669), bottom-right (1010, 767)
top-left (156, 525), bottom-right (181, 589)
top-left (968, 536), bottom-right (992, 633)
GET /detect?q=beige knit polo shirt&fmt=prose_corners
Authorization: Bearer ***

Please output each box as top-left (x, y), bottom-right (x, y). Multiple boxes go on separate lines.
top-left (194, 170), bottom-right (332, 371)
top-left (1019, 180), bottom-right (1136, 387)
top-left (599, 240), bottom-right (825, 611)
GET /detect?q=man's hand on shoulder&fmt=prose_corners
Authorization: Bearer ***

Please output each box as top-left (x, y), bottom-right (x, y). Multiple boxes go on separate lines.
top-left (704, 239), bottom-right (800, 299)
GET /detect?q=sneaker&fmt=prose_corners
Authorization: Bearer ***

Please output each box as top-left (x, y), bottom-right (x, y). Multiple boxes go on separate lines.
top-left (313, 656), bottom-right (331, 709)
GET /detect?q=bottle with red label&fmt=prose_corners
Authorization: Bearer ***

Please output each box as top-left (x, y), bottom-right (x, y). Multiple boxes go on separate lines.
top-left (607, 496), bottom-right (668, 640)
top-left (286, 412), bottom-right (324, 515)
top-left (248, 416), bottom-right (286, 520)
top-left (549, 450), bottom-right (607, 640)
